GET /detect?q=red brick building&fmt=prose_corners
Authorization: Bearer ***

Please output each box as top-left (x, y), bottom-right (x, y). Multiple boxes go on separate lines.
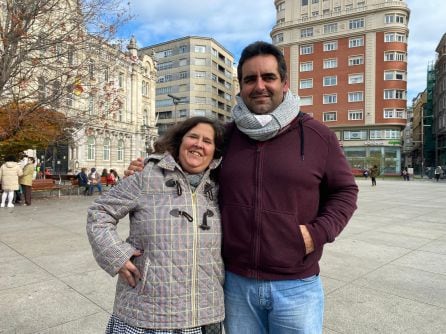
top-left (271, 0), bottom-right (410, 174)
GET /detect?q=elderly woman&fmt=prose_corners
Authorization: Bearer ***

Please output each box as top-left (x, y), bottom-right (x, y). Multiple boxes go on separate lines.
top-left (87, 117), bottom-right (225, 334)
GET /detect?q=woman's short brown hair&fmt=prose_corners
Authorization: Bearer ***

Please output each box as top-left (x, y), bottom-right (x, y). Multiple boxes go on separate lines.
top-left (153, 116), bottom-right (225, 161)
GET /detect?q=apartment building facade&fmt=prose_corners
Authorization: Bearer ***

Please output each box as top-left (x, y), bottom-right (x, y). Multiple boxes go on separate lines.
top-left (140, 36), bottom-right (235, 135)
top-left (434, 33), bottom-right (446, 167)
top-left (271, 0), bottom-right (409, 174)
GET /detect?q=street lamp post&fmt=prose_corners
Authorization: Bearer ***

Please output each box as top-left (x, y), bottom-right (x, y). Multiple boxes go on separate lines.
top-left (167, 94), bottom-right (182, 124)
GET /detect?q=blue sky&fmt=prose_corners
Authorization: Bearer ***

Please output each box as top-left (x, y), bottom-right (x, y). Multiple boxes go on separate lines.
top-left (118, 0), bottom-right (446, 104)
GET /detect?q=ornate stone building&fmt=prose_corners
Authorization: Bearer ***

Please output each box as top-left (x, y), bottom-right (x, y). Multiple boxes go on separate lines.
top-left (66, 37), bottom-right (158, 175)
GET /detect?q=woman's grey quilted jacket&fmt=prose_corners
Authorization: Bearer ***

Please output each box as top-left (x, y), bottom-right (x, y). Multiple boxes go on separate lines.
top-left (86, 153), bottom-right (224, 329)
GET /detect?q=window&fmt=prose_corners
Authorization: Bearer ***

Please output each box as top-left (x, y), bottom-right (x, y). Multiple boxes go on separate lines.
top-left (384, 51), bottom-right (406, 61)
top-left (103, 138), bottom-right (110, 161)
top-left (384, 32), bottom-right (406, 43)
top-left (195, 58), bottom-right (206, 66)
top-left (323, 76), bottom-right (337, 86)
top-left (348, 55), bottom-right (364, 66)
top-left (312, 11), bottom-right (319, 17)
top-left (323, 94), bottom-right (337, 104)
top-left (349, 18), bottom-right (365, 29)
top-left (349, 37), bottom-right (364, 48)
top-left (348, 91), bottom-right (364, 102)
top-left (348, 73), bottom-right (364, 84)
top-left (66, 93), bottom-right (73, 107)
top-left (117, 139), bottom-right (124, 161)
top-left (323, 41), bottom-right (338, 51)
top-left (194, 71), bottom-right (206, 78)
top-left (300, 79), bottom-right (313, 89)
top-left (384, 70), bottom-right (406, 80)
top-left (301, 27), bottom-right (314, 38)
top-left (324, 23), bottom-right (338, 34)
top-left (143, 109), bottom-right (148, 125)
top-left (273, 33), bottom-right (284, 43)
top-left (384, 89), bottom-right (406, 100)
top-left (300, 44), bottom-right (313, 55)
top-left (118, 72), bottom-right (124, 88)
top-left (179, 71), bottom-right (188, 79)
top-left (300, 96), bottom-right (313, 106)
top-left (196, 96), bottom-right (206, 104)
top-left (334, 6), bottom-right (341, 12)
top-left (88, 96), bottom-right (94, 115)
top-left (157, 62), bottom-right (174, 71)
top-left (323, 111), bottom-right (337, 122)
top-left (87, 136), bottom-right (95, 160)
top-left (385, 14), bottom-right (405, 24)
top-left (179, 45), bottom-right (187, 53)
top-left (67, 46), bottom-right (74, 66)
top-left (156, 49), bottom-right (173, 58)
top-left (344, 130), bottom-right (367, 140)
top-left (300, 61), bottom-right (313, 72)
top-left (302, 0), bottom-right (308, 5)
top-left (323, 58), bottom-right (337, 69)
top-left (348, 110), bottom-right (364, 121)
top-left (194, 45), bottom-right (206, 53)
top-left (277, 2), bottom-right (285, 11)
top-left (384, 108), bottom-right (405, 118)
top-left (370, 129), bottom-right (400, 139)
top-left (88, 60), bottom-right (95, 79)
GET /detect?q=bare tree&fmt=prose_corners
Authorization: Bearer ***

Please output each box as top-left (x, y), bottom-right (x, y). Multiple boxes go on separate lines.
top-left (0, 0), bottom-right (133, 143)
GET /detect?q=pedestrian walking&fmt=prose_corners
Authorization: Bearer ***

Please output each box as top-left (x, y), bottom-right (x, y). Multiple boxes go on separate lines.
top-left (434, 166), bottom-right (443, 182)
top-left (0, 155), bottom-right (23, 208)
top-left (370, 165), bottom-right (380, 186)
top-left (19, 157), bottom-right (35, 206)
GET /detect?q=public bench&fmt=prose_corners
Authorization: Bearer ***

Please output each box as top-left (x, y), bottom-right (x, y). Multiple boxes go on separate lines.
top-left (32, 179), bottom-right (63, 197)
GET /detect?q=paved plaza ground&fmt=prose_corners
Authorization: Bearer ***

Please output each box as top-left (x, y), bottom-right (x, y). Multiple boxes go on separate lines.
top-left (0, 178), bottom-right (445, 333)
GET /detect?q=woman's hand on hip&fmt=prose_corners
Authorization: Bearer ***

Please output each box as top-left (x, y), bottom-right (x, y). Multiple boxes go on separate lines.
top-left (118, 249), bottom-right (143, 288)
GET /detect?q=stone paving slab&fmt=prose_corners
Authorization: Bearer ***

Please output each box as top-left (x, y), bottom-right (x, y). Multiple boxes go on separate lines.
top-left (0, 179), bottom-right (445, 333)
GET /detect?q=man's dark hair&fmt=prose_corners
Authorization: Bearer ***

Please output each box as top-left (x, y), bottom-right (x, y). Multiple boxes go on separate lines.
top-left (154, 116), bottom-right (225, 161)
top-left (237, 41), bottom-right (287, 84)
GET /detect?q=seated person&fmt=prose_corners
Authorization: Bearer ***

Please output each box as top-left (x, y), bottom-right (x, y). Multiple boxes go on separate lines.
top-left (76, 168), bottom-right (90, 195)
top-left (88, 167), bottom-right (102, 195)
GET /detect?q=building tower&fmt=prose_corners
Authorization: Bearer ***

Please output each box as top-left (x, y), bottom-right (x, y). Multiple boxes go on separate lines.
top-left (140, 36), bottom-right (235, 135)
top-left (271, 0), bottom-right (410, 174)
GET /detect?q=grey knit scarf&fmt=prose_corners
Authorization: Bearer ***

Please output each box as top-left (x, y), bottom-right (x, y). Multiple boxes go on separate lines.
top-left (232, 91), bottom-right (300, 141)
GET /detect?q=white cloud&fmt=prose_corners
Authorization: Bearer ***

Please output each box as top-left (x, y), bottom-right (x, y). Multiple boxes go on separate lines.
top-left (125, 0), bottom-right (275, 59)
top-left (121, 0), bottom-right (446, 104)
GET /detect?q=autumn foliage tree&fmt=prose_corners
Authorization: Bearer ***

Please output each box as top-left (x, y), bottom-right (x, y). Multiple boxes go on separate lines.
top-left (0, 0), bottom-right (133, 149)
top-left (0, 102), bottom-right (74, 157)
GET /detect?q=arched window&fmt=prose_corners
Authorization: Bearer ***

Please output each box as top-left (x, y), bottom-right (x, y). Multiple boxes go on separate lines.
top-left (117, 139), bottom-right (124, 161)
top-left (103, 138), bottom-right (111, 161)
top-left (87, 136), bottom-right (96, 160)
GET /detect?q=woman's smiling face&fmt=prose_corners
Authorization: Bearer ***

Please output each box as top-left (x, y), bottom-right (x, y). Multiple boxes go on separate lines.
top-left (178, 123), bottom-right (216, 174)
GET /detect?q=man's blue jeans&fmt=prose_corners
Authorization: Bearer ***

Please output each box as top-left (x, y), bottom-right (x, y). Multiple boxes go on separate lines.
top-left (224, 271), bottom-right (324, 334)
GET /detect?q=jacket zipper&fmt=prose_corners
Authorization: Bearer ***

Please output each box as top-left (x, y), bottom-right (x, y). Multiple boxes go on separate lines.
top-left (252, 143), bottom-right (264, 279)
top-left (191, 191), bottom-right (198, 326)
